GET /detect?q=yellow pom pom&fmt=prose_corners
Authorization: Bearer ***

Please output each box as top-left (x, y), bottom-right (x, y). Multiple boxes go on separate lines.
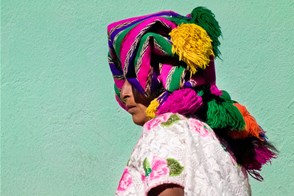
top-left (169, 23), bottom-right (214, 74)
top-left (145, 99), bottom-right (160, 119)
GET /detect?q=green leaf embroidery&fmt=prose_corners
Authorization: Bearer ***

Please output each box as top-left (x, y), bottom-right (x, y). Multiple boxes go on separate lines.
top-left (143, 158), bottom-right (152, 176)
top-left (167, 158), bottom-right (184, 176)
top-left (127, 158), bottom-right (131, 166)
top-left (161, 114), bottom-right (180, 127)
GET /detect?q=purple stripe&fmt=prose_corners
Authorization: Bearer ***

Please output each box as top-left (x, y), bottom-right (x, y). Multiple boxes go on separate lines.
top-left (127, 78), bottom-right (145, 95)
top-left (159, 91), bottom-right (169, 102)
top-left (183, 81), bottom-right (194, 88)
top-left (109, 11), bottom-right (181, 46)
top-left (109, 62), bottom-right (123, 76)
top-left (150, 70), bottom-right (160, 93)
top-left (108, 39), bottom-right (113, 48)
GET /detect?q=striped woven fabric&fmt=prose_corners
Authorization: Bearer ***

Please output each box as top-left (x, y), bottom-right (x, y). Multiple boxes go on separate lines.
top-left (108, 9), bottom-right (219, 106)
top-left (108, 11), bottom-right (182, 97)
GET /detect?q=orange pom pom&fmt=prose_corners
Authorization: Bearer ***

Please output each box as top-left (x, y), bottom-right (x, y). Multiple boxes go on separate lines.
top-left (229, 103), bottom-right (264, 140)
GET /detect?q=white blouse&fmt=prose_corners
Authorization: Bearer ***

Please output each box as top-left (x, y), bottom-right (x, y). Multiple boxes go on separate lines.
top-left (115, 113), bottom-right (251, 196)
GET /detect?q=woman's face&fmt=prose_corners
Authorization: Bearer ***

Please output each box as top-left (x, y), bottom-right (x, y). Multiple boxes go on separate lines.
top-left (120, 80), bottom-right (150, 126)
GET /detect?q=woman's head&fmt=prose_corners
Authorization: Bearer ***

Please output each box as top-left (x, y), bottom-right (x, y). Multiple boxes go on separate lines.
top-left (108, 7), bottom-right (222, 121)
top-left (106, 7), bottom-right (257, 138)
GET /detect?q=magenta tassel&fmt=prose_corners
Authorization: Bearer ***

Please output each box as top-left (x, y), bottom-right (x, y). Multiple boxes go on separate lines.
top-left (254, 146), bottom-right (277, 168)
top-left (244, 145), bottom-right (277, 172)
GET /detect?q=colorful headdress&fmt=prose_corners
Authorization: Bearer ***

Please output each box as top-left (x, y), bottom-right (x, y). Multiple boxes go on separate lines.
top-left (107, 7), bottom-right (277, 180)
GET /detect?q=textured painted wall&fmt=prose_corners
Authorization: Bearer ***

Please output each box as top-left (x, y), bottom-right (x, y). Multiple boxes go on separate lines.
top-left (2, 0), bottom-right (294, 195)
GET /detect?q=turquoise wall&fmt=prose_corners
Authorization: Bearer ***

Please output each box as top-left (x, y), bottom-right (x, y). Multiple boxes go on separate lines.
top-left (2, 0), bottom-right (294, 195)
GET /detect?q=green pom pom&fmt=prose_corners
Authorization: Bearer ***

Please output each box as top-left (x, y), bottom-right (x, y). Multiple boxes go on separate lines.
top-left (190, 7), bottom-right (222, 57)
top-left (206, 96), bottom-right (245, 130)
top-left (220, 90), bottom-right (231, 101)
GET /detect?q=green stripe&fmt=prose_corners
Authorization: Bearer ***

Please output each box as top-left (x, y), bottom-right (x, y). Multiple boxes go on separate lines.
top-left (163, 15), bottom-right (190, 25)
top-left (114, 84), bottom-right (120, 97)
top-left (152, 33), bottom-right (173, 56)
top-left (133, 33), bottom-right (152, 70)
top-left (134, 33), bottom-right (172, 70)
top-left (168, 66), bottom-right (185, 92)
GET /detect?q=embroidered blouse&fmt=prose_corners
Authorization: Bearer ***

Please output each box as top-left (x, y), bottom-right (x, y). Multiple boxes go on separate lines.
top-left (115, 113), bottom-right (251, 196)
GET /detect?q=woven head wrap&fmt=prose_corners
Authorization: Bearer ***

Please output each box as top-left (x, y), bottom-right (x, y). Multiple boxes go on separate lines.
top-left (107, 7), bottom-right (277, 180)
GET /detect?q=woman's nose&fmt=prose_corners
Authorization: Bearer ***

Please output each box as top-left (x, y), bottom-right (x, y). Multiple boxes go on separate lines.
top-left (120, 80), bottom-right (132, 101)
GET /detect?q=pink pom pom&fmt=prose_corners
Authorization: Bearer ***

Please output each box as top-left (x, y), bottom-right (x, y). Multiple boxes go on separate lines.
top-left (157, 88), bottom-right (203, 115)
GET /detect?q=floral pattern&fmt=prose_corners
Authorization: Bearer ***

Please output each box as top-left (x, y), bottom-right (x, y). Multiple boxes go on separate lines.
top-left (149, 157), bottom-right (170, 180)
top-left (142, 156), bottom-right (184, 181)
top-left (161, 114), bottom-right (180, 127)
top-left (144, 113), bottom-right (171, 131)
top-left (116, 113), bottom-right (251, 195)
top-left (167, 158), bottom-right (184, 176)
top-left (188, 118), bottom-right (210, 137)
top-left (117, 168), bottom-right (133, 192)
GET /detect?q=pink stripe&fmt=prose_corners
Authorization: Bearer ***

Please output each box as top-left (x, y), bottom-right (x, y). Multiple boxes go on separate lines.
top-left (107, 10), bottom-right (178, 34)
top-left (115, 95), bottom-right (127, 110)
top-left (158, 64), bottom-right (173, 89)
top-left (136, 45), bottom-right (151, 90)
top-left (120, 17), bottom-right (177, 70)
top-left (114, 78), bottom-right (125, 89)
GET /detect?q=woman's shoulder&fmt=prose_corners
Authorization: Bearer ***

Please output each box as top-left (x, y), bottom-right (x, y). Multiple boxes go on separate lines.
top-left (143, 112), bottom-right (186, 131)
top-left (143, 112), bottom-right (214, 136)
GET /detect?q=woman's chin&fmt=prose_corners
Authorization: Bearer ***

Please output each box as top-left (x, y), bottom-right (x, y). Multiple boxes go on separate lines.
top-left (131, 114), bottom-right (148, 126)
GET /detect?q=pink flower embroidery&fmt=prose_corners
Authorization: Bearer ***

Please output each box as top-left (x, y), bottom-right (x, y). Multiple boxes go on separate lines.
top-left (142, 157), bottom-right (184, 182)
top-left (189, 119), bottom-right (209, 137)
top-left (145, 118), bottom-right (162, 131)
top-left (145, 113), bottom-right (171, 131)
top-left (149, 158), bottom-right (169, 181)
top-left (117, 168), bottom-right (132, 192)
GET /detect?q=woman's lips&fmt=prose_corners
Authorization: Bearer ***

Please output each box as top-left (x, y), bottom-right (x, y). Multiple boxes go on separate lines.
top-left (126, 105), bottom-right (136, 113)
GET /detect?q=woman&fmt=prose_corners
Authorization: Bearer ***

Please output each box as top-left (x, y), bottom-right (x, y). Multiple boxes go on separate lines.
top-left (107, 7), bottom-right (277, 196)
